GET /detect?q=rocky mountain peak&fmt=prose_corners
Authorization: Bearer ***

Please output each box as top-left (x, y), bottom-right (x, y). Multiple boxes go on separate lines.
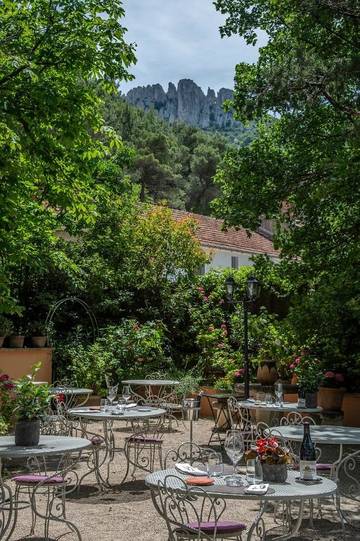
top-left (125, 79), bottom-right (239, 130)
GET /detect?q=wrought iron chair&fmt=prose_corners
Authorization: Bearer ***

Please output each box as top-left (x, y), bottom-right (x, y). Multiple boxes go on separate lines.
top-left (164, 442), bottom-right (217, 470)
top-left (121, 415), bottom-right (165, 483)
top-left (151, 474), bottom-right (246, 540)
top-left (334, 448), bottom-right (360, 532)
top-left (11, 454), bottom-right (84, 540)
top-left (279, 412), bottom-right (316, 426)
top-left (227, 397), bottom-right (254, 450)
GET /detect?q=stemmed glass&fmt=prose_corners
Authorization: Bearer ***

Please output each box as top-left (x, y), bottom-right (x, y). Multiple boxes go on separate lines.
top-left (274, 382), bottom-right (283, 406)
top-left (107, 384), bottom-right (118, 408)
top-left (122, 385), bottom-right (132, 406)
top-left (224, 429), bottom-right (245, 486)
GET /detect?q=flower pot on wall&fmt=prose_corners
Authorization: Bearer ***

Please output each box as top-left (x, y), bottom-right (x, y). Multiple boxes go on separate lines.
top-left (8, 335), bottom-right (25, 348)
top-left (31, 336), bottom-right (47, 348)
top-left (305, 392), bottom-right (318, 409)
top-left (15, 419), bottom-right (40, 446)
top-left (318, 387), bottom-right (345, 412)
top-left (257, 361), bottom-right (278, 385)
top-left (0, 337), bottom-right (5, 348)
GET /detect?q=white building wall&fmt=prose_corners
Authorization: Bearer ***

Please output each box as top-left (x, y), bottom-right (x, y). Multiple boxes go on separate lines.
top-left (203, 247), bottom-right (278, 272)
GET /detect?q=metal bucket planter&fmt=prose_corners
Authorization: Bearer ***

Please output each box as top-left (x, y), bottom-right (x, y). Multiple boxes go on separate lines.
top-left (31, 336), bottom-right (47, 348)
top-left (15, 419), bottom-right (41, 446)
top-left (8, 335), bottom-right (25, 348)
top-left (305, 392), bottom-right (318, 409)
top-left (262, 462), bottom-right (288, 483)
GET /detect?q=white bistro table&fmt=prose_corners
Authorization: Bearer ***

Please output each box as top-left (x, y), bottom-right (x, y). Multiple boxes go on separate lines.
top-left (272, 424), bottom-right (360, 464)
top-left (121, 379), bottom-right (179, 401)
top-left (68, 406), bottom-right (166, 488)
top-left (50, 386), bottom-right (93, 409)
top-left (238, 399), bottom-right (322, 427)
top-left (145, 468), bottom-right (337, 541)
top-left (0, 435), bottom-right (91, 540)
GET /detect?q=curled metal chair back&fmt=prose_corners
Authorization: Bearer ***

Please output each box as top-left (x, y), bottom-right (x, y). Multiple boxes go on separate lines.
top-left (280, 412), bottom-right (316, 426)
top-left (164, 442), bottom-right (215, 469)
top-left (155, 474), bottom-right (230, 540)
top-left (334, 448), bottom-right (360, 531)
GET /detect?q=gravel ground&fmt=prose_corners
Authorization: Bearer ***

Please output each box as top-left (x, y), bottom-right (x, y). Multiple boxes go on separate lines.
top-left (4, 418), bottom-right (354, 541)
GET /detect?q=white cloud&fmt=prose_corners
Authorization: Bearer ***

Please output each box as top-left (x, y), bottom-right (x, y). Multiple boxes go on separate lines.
top-left (120, 0), bottom-right (266, 93)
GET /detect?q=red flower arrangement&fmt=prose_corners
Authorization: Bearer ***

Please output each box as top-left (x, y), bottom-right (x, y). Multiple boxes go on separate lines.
top-left (234, 368), bottom-right (245, 382)
top-left (247, 437), bottom-right (292, 465)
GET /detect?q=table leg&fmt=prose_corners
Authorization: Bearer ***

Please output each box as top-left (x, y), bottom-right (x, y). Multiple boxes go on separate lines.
top-left (247, 499), bottom-right (305, 541)
top-left (0, 458), bottom-right (15, 541)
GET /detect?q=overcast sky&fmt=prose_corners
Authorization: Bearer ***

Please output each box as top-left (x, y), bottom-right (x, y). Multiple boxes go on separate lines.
top-left (120, 0), bottom-right (266, 94)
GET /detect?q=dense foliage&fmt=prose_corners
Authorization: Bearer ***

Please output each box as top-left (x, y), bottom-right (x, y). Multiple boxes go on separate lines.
top-left (0, 0), bottom-right (136, 314)
top-left (104, 95), bottom-right (235, 213)
top-left (213, 0), bottom-right (360, 374)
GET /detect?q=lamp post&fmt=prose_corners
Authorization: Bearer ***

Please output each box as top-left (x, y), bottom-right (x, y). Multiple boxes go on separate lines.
top-left (225, 275), bottom-right (261, 399)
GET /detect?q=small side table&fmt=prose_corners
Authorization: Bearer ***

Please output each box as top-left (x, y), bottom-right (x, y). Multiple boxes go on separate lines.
top-left (201, 393), bottom-right (237, 447)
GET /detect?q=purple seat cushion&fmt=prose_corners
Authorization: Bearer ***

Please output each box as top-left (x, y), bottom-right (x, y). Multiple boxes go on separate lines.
top-left (186, 520), bottom-right (246, 534)
top-left (127, 435), bottom-right (163, 444)
top-left (91, 435), bottom-right (104, 446)
top-left (316, 463), bottom-right (332, 471)
top-left (12, 474), bottom-right (64, 485)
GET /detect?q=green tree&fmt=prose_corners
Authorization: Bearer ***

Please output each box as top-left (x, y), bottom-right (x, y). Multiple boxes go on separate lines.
top-left (0, 0), bottom-right (136, 313)
top-left (213, 0), bottom-right (360, 368)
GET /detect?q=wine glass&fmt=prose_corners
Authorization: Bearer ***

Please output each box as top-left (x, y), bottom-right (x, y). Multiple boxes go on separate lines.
top-left (122, 385), bottom-right (132, 406)
top-left (224, 430), bottom-right (245, 486)
top-left (275, 382), bottom-right (283, 406)
top-left (107, 384), bottom-right (118, 408)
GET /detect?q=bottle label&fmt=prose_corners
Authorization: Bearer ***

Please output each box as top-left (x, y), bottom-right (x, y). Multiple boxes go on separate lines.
top-left (300, 460), bottom-right (316, 480)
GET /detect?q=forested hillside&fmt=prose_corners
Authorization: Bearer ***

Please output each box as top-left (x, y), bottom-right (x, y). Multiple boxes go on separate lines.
top-left (104, 94), bottom-right (255, 214)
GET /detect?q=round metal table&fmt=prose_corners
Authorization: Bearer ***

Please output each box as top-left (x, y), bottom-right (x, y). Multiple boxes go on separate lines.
top-left (0, 436), bottom-right (91, 540)
top-left (238, 400), bottom-right (322, 428)
top-left (145, 468), bottom-right (337, 540)
top-left (272, 424), bottom-right (360, 465)
top-left (0, 435), bottom-right (91, 458)
top-left (121, 379), bottom-right (180, 402)
top-left (68, 406), bottom-right (166, 488)
top-left (50, 386), bottom-right (93, 409)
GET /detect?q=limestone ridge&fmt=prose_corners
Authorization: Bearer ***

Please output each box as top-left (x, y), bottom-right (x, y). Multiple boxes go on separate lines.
top-left (125, 79), bottom-right (240, 129)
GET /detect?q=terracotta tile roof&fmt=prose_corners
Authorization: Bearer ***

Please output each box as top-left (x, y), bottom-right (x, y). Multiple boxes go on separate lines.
top-left (171, 209), bottom-right (279, 257)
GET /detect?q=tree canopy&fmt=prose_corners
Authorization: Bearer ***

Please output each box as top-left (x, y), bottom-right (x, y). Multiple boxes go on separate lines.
top-left (213, 0), bottom-right (360, 367)
top-left (0, 0), bottom-right (136, 313)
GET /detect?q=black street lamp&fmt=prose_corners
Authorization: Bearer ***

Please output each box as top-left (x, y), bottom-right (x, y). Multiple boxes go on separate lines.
top-left (225, 275), bottom-right (261, 399)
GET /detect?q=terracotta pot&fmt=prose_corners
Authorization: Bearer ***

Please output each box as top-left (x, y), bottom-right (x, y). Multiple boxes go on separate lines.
top-left (256, 361), bottom-right (278, 385)
top-left (291, 374), bottom-right (298, 385)
top-left (8, 335), bottom-right (25, 348)
top-left (305, 392), bottom-right (318, 409)
top-left (318, 387), bottom-right (345, 412)
top-left (0, 336), bottom-right (5, 348)
top-left (262, 463), bottom-right (288, 483)
top-left (31, 336), bottom-right (47, 348)
top-left (15, 419), bottom-right (40, 446)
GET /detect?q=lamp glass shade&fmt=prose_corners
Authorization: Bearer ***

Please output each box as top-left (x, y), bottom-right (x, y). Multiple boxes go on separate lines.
top-left (225, 276), bottom-right (236, 299)
top-left (246, 276), bottom-right (260, 301)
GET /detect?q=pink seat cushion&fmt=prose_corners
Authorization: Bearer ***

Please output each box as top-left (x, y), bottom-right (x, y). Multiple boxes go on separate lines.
top-left (127, 435), bottom-right (163, 444)
top-left (317, 463), bottom-right (332, 471)
top-left (12, 474), bottom-right (64, 485)
top-left (186, 520), bottom-right (246, 534)
top-left (91, 435), bottom-right (104, 446)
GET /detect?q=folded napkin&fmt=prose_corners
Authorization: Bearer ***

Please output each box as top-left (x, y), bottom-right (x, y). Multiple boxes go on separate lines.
top-left (185, 476), bottom-right (214, 486)
top-left (175, 463), bottom-right (208, 476)
top-left (245, 484), bottom-right (269, 495)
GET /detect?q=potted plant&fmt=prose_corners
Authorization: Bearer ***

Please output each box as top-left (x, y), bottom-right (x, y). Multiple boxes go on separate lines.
top-left (246, 436), bottom-right (292, 483)
top-left (14, 364), bottom-right (51, 446)
top-left (318, 371), bottom-right (346, 412)
top-left (234, 368), bottom-right (246, 393)
top-left (290, 351), bottom-right (322, 408)
top-left (0, 317), bottom-right (13, 347)
top-left (30, 321), bottom-right (48, 348)
top-left (8, 322), bottom-right (26, 348)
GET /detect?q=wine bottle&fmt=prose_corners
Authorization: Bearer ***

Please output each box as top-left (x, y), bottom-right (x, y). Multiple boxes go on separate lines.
top-left (299, 422), bottom-right (316, 480)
